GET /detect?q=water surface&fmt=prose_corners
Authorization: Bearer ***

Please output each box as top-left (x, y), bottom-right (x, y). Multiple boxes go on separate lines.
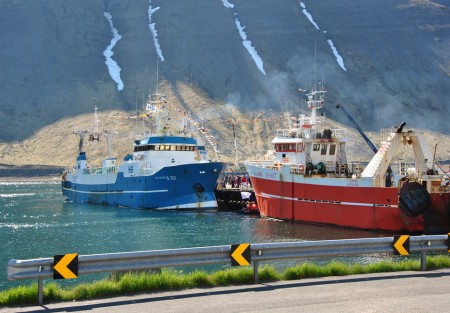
top-left (0, 181), bottom-right (391, 290)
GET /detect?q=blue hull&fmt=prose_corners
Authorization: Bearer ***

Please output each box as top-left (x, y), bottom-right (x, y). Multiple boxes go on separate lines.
top-left (62, 162), bottom-right (226, 209)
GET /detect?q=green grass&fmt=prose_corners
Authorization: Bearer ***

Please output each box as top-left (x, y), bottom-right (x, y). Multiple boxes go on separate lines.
top-left (1, 255), bottom-right (450, 307)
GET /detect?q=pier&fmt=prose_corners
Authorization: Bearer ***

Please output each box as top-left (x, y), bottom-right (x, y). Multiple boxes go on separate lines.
top-left (214, 188), bottom-right (257, 212)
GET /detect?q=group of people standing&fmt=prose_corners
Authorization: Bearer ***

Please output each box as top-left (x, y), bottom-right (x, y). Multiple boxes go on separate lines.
top-left (219, 173), bottom-right (252, 189)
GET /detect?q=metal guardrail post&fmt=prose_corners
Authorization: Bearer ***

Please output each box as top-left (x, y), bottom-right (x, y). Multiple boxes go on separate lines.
top-left (38, 265), bottom-right (44, 306)
top-left (253, 261), bottom-right (259, 283)
top-left (38, 277), bottom-right (43, 306)
top-left (421, 251), bottom-right (427, 271)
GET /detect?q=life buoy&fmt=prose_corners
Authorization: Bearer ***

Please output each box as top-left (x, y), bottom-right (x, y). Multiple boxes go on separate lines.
top-left (299, 164), bottom-right (305, 173)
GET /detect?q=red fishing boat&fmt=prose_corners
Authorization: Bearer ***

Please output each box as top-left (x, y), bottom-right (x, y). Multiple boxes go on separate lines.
top-left (245, 85), bottom-right (450, 233)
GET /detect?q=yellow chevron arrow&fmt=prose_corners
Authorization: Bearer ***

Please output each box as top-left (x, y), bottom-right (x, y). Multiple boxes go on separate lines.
top-left (394, 235), bottom-right (409, 255)
top-left (231, 243), bottom-right (250, 266)
top-left (54, 253), bottom-right (78, 279)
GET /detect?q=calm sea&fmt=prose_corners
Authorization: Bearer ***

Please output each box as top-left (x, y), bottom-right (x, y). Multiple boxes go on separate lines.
top-left (1, 181), bottom-right (393, 291)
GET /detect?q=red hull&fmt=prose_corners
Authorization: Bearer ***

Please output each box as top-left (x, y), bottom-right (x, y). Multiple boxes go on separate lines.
top-left (251, 176), bottom-right (449, 233)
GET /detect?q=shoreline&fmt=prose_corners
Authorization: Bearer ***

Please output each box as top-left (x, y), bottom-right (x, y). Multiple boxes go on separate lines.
top-left (0, 176), bottom-right (61, 182)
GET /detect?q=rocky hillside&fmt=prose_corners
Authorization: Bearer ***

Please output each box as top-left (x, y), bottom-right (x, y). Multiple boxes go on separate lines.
top-left (1, 82), bottom-right (450, 171)
top-left (0, 0), bottom-right (449, 165)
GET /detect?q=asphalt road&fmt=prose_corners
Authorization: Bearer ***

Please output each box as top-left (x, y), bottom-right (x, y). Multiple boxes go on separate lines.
top-left (3, 269), bottom-right (450, 313)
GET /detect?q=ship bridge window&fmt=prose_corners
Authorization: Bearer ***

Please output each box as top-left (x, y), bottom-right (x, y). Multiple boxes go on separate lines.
top-left (313, 144), bottom-right (320, 151)
top-left (321, 144), bottom-right (327, 155)
top-left (329, 144), bottom-right (336, 155)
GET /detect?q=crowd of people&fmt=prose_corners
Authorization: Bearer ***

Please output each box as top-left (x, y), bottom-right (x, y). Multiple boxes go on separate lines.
top-left (219, 173), bottom-right (252, 189)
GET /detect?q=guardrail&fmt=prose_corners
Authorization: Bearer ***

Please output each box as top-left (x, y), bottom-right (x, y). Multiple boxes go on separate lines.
top-left (7, 234), bottom-right (450, 305)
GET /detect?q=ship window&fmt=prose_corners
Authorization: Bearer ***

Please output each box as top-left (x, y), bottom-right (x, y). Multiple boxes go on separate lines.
top-left (313, 144), bottom-right (320, 151)
top-left (321, 144), bottom-right (327, 155)
top-left (339, 143), bottom-right (345, 151)
top-left (329, 144), bottom-right (336, 155)
top-left (288, 144), bottom-right (293, 151)
top-left (165, 145), bottom-right (171, 151)
top-left (148, 145), bottom-right (155, 151)
top-left (170, 145), bottom-right (176, 151)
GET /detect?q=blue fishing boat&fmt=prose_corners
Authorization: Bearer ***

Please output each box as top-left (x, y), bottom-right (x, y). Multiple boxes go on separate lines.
top-left (62, 93), bottom-right (226, 209)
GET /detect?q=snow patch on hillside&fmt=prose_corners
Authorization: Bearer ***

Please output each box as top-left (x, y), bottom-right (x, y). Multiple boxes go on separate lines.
top-left (234, 19), bottom-right (266, 75)
top-left (221, 0), bottom-right (234, 9)
top-left (148, 1), bottom-right (164, 62)
top-left (327, 39), bottom-right (347, 71)
top-left (299, 2), bottom-right (347, 72)
top-left (222, 1), bottom-right (266, 75)
top-left (103, 12), bottom-right (124, 91)
top-left (300, 2), bottom-right (319, 30)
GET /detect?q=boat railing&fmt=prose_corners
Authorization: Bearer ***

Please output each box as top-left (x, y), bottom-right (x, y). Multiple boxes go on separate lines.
top-left (389, 161), bottom-right (415, 176)
top-left (83, 166), bottom-right (118, 175)
top-left (274, 129), bottom-right (301, 138)
top-left (300, 116), bottom-right (325, 126)
top-left (333, 128), bottom-right (347, 140)
top-left (274, 127), bottom-right (347, 140)
top-left (290, 164), bottom-right (304, 175)
top-left (245, 160), bottom-right (277, 169)
top-left (348, 162), bottom-right (364, 176)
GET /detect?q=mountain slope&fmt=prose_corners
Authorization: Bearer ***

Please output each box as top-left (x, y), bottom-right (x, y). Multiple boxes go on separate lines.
top-left (0, 0), bottom-right (449, 165)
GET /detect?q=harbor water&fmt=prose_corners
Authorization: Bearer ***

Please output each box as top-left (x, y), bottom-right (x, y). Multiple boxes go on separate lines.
top-left (1, 180), bottom-right (395, 291)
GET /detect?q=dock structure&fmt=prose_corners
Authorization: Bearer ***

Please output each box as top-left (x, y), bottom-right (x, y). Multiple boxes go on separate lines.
top-left (214, 187), bottom-right (256, 211)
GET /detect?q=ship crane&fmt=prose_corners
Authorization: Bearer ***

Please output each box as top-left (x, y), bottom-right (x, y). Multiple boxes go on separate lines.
top-left (336, 103), bottom-right (378, 154)
top-left (336, 103), bottom-right (397, 186)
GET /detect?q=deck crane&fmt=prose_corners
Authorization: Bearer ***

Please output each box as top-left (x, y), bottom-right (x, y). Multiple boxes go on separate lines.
top-left (336, 103), bottom-right (403, 187)
top-left (335, 103), bottom-right (378, 154)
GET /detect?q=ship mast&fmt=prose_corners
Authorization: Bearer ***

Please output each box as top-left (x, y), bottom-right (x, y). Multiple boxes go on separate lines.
top-left (73, 106), bottom-right (116, 157)
top-left (305, 81), bottom-right (325, 126)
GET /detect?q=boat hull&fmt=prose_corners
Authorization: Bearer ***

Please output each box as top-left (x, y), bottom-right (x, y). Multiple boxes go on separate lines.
top-left (247, 164), bottom-right (449, 233)
top-left (62, 162), bottom-right (226, 210)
